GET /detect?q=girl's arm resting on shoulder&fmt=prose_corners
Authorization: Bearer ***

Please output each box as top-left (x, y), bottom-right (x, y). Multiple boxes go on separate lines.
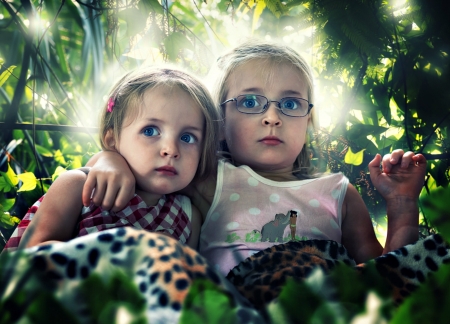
top-left (186, 204), bottom-right (202, 250)
top-left (368, 150), bottom-right (427, 253)
top-left (19, 170), bottom-right (87, 248)
top-left (341, 184), bottom-right (383, 264)
top-left (179, 176), bottom-right (216, 223)
top-left (82, 150), bottom-right (135, 212)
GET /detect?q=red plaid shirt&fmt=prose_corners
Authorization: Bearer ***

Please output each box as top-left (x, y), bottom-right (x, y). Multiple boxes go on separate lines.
top-left (3, 194), bottom-right (192, 252)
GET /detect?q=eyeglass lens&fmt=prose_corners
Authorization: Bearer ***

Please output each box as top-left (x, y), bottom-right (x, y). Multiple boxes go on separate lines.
top-left (235, 95), bottom-right (309, 117)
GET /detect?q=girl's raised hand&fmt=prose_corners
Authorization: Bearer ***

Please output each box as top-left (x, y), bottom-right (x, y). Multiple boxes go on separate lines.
top-left (82, 151), bottom-right (136, 211)
top-left (368, 149), bottom-right (427, 202)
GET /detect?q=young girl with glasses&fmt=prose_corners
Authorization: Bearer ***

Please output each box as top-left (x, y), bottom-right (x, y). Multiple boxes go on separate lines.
top-left (80, 40), bottom-right (425, 276)
top-left (4, 66), bottom-right (220, 251)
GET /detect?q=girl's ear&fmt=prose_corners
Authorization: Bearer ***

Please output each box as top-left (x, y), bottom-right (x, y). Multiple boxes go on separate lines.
top-left (103, 129), bottom-right (117, 150)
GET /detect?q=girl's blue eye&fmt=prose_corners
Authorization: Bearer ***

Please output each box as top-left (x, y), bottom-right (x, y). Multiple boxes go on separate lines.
top-left (281, 98), bottom-right (300, 110)
top-left (180, 133), bottom-right (196, 144)
top-left (143, 127), bottom-right (160, 137)
top-left (237, 95), bottom-right (263, 110)
top-left (243, 99), bottom-right (257, 108)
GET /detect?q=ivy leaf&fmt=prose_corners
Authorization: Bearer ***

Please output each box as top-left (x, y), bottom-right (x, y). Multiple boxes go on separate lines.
top-left (344, 148), bottom-right (366, 166)
top-left (54, 150), bottom-right (67, 166)
top-left (0, 176), bottom-right (13, 193)
top-left (52, 166), bottom-right (67, 182)
top-left (163, 32), bottom-right (193, 62)
top-left (0, 195), bottom-right (15, 211)
top-left (391, 262), bottom-right (450, 323)
top-left (180, 279), bottom-right (237, 324)
top-left (264, 0), bottom-right (288, 18)
top-left (0, 213), bottom-right (20, 228)
top-left (17, 172), bottom-right (37, 192)
top-left (0, 65), bottom-right (16, 87)
top-left (35, 144), bottom-right (54, 157)
top-left (0, 164), bottom-right (19, 192)
top-left (138, 0), bottom-right (164, 15)
top-left (420, 186), bottom-right (450, 242)
top-left (252, 1), bottom-right (266, 33)
top-left (118, 8), bottom-right (148, 37)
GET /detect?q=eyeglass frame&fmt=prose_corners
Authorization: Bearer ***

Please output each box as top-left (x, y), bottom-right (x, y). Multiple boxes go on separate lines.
top-left (221, 94), bottom-right (314, 117)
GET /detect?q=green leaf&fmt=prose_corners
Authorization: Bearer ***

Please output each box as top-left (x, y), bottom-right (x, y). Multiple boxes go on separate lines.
top-left (420, 186), bottom-right (450, 242)
top-left (138, 0), bottom-right (164, 15)
top-left (252, 1), bottom-right (266, 33)
top-left (344, 148), bottom-right (366, 166)
top-left (0, 164), bottom-right (19, 189)
top-left (0, 213), bottom-right (20, 227)
top-left (181, 279), bottom-right (237, 324)
top-left (0, 195), bottom-right (15, 211)
top-left (54, 150), bottom-right (67, 166)
top-left (163, 32), bottom-right (193, 62)
top-left (264, 0), bottom-right (288, 18)
top-left (391, 262), bottom-right (450, 323)
top-left (0, 176), bottom-right (13, 193)
top-left (17, 172), bottom-right (37, 192)
top-left (118, 8), bottom-right (148, 37)
top-left (35, 144), bottom-right (54, 158)
top-left (275, 276), bottom-right (335, 323)
top-left (0, 65), bottom-right (16, 87)
top-left (347, 124), bottom-right (388, 141)
top-left (52, 166), bottom-right (67, 182)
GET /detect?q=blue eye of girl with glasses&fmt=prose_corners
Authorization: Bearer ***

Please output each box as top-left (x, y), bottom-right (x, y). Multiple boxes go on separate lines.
top-left (281, 98), bottom-right (300, 110)
top-left (180, 133), bottom-right (196, 144)
top-left (143, 126), bottom-right (160, 137)
top-left (239, 96), bottom-right (261, 109)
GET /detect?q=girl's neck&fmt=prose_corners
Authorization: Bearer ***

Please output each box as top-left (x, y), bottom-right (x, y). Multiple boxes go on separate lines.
top-left (253, 169), bottom-right (299, 182)
top-left (232, 161), bottom-right (298, 181)
top-left (135, 189), bottom-right (163, 207)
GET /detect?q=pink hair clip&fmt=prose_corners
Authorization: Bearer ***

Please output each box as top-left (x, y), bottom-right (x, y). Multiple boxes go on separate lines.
top-left (107, 97), bottom-right (115, 113)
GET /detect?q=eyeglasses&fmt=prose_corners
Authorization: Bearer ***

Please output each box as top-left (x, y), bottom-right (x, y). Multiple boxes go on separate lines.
top-left (221, 94), bottom-right (313, 117)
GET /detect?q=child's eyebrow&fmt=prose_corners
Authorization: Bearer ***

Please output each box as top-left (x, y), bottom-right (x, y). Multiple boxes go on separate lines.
top-left (182, 125), bottom-right (203, 133)
top-left (238, 88), bottom-right (305, 98)
top-left (239, 87), bottom-right (263, 94)
top-left (280, 90), bottom-right (305, 97)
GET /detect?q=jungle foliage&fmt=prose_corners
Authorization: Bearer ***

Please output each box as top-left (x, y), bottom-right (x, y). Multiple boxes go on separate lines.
top-left (0, 0), bottom-right (450, 322)
top-left (1, 0), bottom-right (449, 246)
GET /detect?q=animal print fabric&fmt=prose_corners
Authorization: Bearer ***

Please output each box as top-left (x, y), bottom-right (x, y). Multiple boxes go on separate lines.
top-left (6, 227), bottom-right (264, 324)
top-left (227, 235), bottom-right (450, 309)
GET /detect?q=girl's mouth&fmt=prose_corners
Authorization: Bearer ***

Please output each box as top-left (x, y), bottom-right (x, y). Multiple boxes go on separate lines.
top-left (259, 136), bottom-right (282, 145)
top-left (156, 166), bottom-right (177, 176)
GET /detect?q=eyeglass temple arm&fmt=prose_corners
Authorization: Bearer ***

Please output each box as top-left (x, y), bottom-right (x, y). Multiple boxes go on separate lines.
top-left (221, 98), bottom-right (236, 106)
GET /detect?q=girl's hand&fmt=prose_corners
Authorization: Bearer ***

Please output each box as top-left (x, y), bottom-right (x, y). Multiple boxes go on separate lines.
top-left (82, 151), bottom-right (135, 211)
top-left (368, 149), bottom-right (427, 202)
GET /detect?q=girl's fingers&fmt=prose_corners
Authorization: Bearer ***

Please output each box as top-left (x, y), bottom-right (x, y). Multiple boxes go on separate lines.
top-left (368, 153), bottom-right (382, 179)
top-left (382, 153), bottom-right (395, 173)
top-left (82, 175), bottom-right (97, 207)
top-left (90, 181), bottom-right (109, 209)
top-left (111, 185), bottom-right (135, 212)
top-left (388, 149), bottom-right (405, 164)
top-left (399, 151), bottom-right (415, 168)
top-left (100, 185), bottom-right (120, 211)
top-left (412, 153), bottom-right (427, 164)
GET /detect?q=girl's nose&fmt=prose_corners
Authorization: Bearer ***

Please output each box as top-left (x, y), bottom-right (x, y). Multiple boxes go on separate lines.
top-left (262, 103), bottom-right (282, 126)
top-left (160, 140), bottom-right (180, 159)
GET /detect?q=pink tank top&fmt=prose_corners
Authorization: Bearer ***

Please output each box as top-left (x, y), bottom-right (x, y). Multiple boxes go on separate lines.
top-left (199, 160), bottom-right (348, 276)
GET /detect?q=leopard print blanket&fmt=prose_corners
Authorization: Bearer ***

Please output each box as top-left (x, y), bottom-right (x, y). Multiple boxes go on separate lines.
top-left (2, 228), bottom-right (449, 322)
top-left (227, 234), bottom-right (450, 309)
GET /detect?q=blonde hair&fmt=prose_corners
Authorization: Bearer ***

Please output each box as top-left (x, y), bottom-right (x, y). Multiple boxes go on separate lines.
top-left (99, 66), bottom-right (220, 180)
top-left (209, 39), bottom-right (316, 177)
